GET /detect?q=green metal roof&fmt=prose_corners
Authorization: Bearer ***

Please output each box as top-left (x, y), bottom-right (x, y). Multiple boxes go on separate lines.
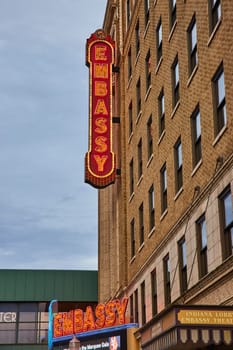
top-left (0, 269), bottom-right (98, 302)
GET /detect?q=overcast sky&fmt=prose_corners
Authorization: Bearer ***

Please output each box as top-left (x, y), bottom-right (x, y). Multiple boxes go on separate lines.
top-left (0, 0), bottom-right (107, 270)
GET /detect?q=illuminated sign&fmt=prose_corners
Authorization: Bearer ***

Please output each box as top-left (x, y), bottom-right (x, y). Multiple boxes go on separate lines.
top-left (53, 298), bottom-right (128, 338)
top-left (178, 309), bottom-right (233, 325)
top-left (85, 29), bottom-right (116, 188)
top-left (80, 335), bottom-right (121, 350)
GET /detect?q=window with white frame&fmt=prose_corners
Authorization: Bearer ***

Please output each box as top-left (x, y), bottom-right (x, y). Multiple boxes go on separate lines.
top-left (196, 214), bottom-right (208, 279)
top-left (151, 269), bottom-right (158, 316)
top-left (171, 55), bottom-right (180, 108)
top-left (219, 186), bottom-right (233, 260)
top-left (191, 105), bottom-right (202, 167)
top-left (144, 0), bottom-right (150, 27)
top-left (145, 49), bottom-right (151, 92)
top-left (212, 63), bottom-right (227, 136)
top-left (160, 163), bottom-right (167, 213)
top-left (169, 0), bottom-right (176, 31)
top-left (187, 15), bottom-right (198, 75)
top-left (139, 202), bottom-right (144, 245)
top-left (149, 184), bottom-right (155, 231)
top-left (128, 101), bottom-right (133, 137)
top-left (163, 254), bottom-right (171, 306)
top-left (174, 137), bottom-right (183, 193)
top-left (209, 0), bottom-right (221, 34)
top-left (156, 18), bottom-right (162, 64)
top-left (138, 138), bottom-right (143, 180)
top-left (130, 218), bottom-right (136, 258)
top-left (178, 237), bottom-right (187, 293)
top-left (147, 115), bottom-right (153, 159)
top-left (136, 77), bottom-right (141, 116)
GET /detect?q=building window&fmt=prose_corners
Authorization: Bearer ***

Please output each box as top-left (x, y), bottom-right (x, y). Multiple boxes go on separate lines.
top-left (134, 289), bottom-right (139, 323)
top-left (136, 78), bottom-right (141, 116)
top-left (178, 237), bottom-right (187, 294)
top-left (171, 56), bottom-right (180, 108)
top-left (174, 137), bottom-right (183, 193)
top-left (128, 47), bottom-right (132, 80)
top-left (212, 63), bottom-right (227, 136)
top-left (158, 89), bottom-right (165, 136)
top-left (163, 254), bottom-right (171, 306)
top-left (126, 0), bottom-right (131, 28)
top-left (209, 0), bottom-right (221, 34)
top-left (187, 16), bottom-right (198, 75)
top-left (156, 18), bottom-right (162, 64)
top-left (191, 105), bottom-right (202, 167)
top-left (160, 163), bottom-right (167, 214)
top-left (196, 214), bottom-right (208, 279)
top-left (130, 218), bottom-right (136, 258)
top-left (138, 138), bottom-right (143, 180)
top-left (219, 186), bottom-right (233, 260)
top-left (0, 302), bottom-right (48, 345)
top-left (144, 0), bottom-right (150, 27)
top-left (141, 281), bottom-right (146, 325)
top-left (147, 115), bottom-right (153, 159)
top-left (151, 269), bottom-right (157, 317)
top-left (128, 101), bottom-right (133, 137)
top-left (139, 202), bottom-right (144, 246)
top-left (18, 303), bottom-right (38, 343)
top-left (130, 294), bottom-right (134, 323)
top-left (135, 20), bottom-right (140, 56)
top-left (130, 158), bottom-right (134, 196)
top-left (169, 0), bottom-right (176, 31)
top-left (145, 49), bottom-right (151, 92)
top-left (149, 184), bottom-right (155, 231)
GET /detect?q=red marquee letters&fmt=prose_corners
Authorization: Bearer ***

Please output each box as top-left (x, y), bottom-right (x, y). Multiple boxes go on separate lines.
top-left (53, 298), bottom-right (128, 338)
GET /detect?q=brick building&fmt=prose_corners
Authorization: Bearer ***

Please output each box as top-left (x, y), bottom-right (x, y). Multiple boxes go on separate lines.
top-left (98, 0), bottom-right (233, 349)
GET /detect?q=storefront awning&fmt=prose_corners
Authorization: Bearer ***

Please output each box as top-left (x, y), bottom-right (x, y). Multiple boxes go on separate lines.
top-left (139, 305), bottom-right (233, 350)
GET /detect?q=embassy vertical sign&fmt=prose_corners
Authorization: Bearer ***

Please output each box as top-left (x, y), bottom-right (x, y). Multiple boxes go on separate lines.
top-left (85, 30), bottom-right (116, 188)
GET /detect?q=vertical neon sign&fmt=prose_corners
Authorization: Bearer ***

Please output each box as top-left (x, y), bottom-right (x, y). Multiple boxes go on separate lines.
top-left (85, 29), bottom-right (115, 188)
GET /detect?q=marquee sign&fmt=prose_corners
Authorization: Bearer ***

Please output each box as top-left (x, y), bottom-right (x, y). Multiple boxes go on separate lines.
top-left (178, 309), bottom-right (233, 325)
top-left (85, 29), bottom-right (116, 189)
top-left (53, 298), bottom-right (128, 338)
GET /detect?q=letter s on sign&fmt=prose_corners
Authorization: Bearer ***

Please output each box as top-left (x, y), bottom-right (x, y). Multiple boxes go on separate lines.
top-left (105, 300), bottom-right (116, 327)
top-left (95, 118), bottom-right (107, 134)
top-left (95, 303), bottom-right (105, 329)
top-left (95, 136), bottom-right (107, 153)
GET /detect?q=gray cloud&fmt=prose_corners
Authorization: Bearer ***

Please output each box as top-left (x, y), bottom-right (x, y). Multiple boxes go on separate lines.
top-left (0, 0), bottom-right (106, 269)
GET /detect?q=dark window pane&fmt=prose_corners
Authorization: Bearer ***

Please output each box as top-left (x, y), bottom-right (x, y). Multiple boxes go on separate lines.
top-left (18, 325), bottom-right (37, 344)
top-left (147, 116), bottom-right (153, 159)
top-left (151, 270), bottom-right (157, 316)
top-left (213, 65), bottom-right (227, 135)
top-left (219, 187), bottom-right (233, 259)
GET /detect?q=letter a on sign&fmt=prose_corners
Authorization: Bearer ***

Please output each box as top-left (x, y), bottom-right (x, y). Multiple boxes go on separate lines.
top-left (85, 29), bottom-right (116, 188)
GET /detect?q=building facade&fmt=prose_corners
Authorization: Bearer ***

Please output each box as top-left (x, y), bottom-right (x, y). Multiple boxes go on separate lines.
top-left (0, 269), bottom-right (97, 350)
top-left (98, 0), bottom-right (233, 349)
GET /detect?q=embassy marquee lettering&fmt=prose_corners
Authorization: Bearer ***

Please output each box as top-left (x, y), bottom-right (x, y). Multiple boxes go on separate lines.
top-left (85, 30), bottom-right (115, 188)
top-left (53, 298), bottom-right (128, 338)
